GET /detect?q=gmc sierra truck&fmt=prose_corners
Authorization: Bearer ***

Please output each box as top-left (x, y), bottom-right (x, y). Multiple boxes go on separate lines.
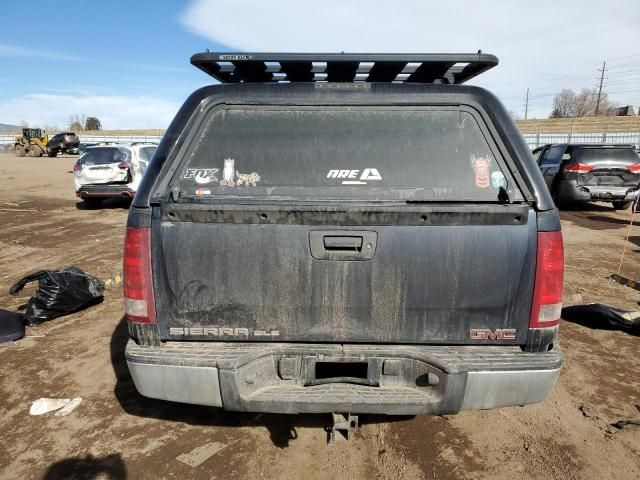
top-left (124, 52), bottom-right (564, 416)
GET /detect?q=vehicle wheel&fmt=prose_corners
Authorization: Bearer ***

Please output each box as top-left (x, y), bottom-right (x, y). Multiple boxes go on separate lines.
top-left (82, 197), bottom-right (102, 208)
top-left (47, 148), bottom-right (57, 157)
top-left (15, 145), bottom-right (26, 157)
top-left (30, 145), bottom-right (43, 157)
top-left (612, 200), bottom-right (633, 210)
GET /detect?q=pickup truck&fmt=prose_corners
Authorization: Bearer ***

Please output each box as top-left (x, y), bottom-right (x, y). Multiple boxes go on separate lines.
top-left (124, 53), bottom-right (564, 416)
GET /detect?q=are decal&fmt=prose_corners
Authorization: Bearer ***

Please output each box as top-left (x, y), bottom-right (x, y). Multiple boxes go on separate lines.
top-left (326, 168), bottom-right (382, 185)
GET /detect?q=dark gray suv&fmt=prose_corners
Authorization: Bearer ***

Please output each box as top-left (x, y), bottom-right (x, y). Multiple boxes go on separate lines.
top-left (46, 132), bottom-right (80, 157)
top-left (537, 143), bottom-right (640, 209)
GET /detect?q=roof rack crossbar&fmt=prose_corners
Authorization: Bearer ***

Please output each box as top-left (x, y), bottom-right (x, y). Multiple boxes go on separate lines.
top-left (325, 60), bottom-right (359, 82)
top-left (280, 61), bottom-right (314, 82)
top-left (365, 61), bottom-right (407, 82)
top-left (407, 61), bottom-right (455, 84)
top-left (190, 52), bottom-right (498, 84)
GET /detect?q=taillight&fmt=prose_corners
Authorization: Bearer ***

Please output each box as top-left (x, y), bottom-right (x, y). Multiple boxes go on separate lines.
top-left (529, 231), bottom-right (564, 328)
top-left (73, 162), bottom-right (82, 173)
top-left (564, 163), bottom-right (592, 173)
top-left (626, 163), bottom-right (640, 174)
top-left (118, 161), bottom-right (131, 169)
top-left (123, 227), bottom-right (156, 324)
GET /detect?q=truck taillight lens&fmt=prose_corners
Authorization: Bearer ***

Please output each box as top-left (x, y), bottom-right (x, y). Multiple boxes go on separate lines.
top-left (626, 163), bottom-right (640, 174)
top-left (530, 231), bottom-right (564, 328)
top-left (123, 227), bottom-right (156, 324)
top-left (564, 163), bottom-right (592, 173)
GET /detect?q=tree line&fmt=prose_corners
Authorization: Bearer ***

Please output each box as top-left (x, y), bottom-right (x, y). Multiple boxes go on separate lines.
top-left (550, 88), bottom-right (616, 118)
top-left (68, 113), bottom-right (102, 131)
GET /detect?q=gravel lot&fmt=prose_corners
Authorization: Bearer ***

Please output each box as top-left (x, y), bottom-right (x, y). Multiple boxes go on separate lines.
top-left (0, 152), bottom-right (639, 480)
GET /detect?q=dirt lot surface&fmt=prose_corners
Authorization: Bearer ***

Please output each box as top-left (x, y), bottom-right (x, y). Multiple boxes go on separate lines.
top-left (1, 152), bottom-right (639, 480)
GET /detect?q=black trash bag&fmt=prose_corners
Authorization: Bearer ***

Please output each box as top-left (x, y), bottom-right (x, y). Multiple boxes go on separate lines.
top-left (0, 309), bottom-right (25, 343)
top-left (9, 266), bottom-right (104, 325)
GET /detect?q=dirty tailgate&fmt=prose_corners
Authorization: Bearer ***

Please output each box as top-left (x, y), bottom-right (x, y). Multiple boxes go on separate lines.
top-left (152, 204), bottom-right (535, 344)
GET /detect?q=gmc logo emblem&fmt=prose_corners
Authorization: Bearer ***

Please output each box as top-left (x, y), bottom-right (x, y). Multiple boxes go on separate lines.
top-left (469, 328), bottom-right (517, 340)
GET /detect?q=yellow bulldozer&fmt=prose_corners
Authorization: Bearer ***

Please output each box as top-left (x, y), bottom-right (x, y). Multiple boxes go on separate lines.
top-left (14, 128), bottom-right (49, 157)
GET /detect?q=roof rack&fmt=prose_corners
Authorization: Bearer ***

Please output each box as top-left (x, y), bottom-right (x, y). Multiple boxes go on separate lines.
top-left (191, 52), bottom-right (498, 85)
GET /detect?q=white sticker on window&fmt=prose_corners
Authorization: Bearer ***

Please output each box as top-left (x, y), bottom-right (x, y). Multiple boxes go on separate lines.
top-left (184, 168), bottom-right (219, 184)
top-left (326, 168), bottom-right (382, 185)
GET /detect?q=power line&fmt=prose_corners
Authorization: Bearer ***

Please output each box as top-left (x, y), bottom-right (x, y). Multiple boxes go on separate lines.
top-left (595, 61), bottom-right (607, 115)
top-left (524, 63), bottom-right (600, 91)
top-left (607, 77), bottom-right (640, 86)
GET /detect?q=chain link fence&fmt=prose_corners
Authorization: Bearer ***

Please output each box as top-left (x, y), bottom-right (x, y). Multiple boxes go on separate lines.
top-left (523, 131), bottom-right (640, 149)
top-left (2, 132), bottom-right (640, 150)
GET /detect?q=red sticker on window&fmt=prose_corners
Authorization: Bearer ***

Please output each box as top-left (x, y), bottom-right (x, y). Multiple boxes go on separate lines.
top-left (471, 155), bottom-right (491, 188)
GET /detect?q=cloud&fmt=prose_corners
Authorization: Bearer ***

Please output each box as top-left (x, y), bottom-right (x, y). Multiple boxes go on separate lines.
top-left (180, 0), bottom-right (640, 118)
top-left (0, 44), bottom-right (190, 73)
top-left (0, 44), bottom-right (84, 61)
top-left (0, 94), bottom-right (180, 129)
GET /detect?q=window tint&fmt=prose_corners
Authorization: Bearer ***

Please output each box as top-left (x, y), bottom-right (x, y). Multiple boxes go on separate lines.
top-left (138, 146), bottom-right (157, 162)
top-left (541, 145), bottom-right (565, 165)
top-left (81, 147), bottom-right (131, 166)
top-left (177, 107), bottom-right (512, 201)
top-left (575, 147), bottom-right (640, 165)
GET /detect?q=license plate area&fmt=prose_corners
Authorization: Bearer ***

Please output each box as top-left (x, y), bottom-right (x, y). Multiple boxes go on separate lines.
top-left (304, 357), bottom-right (381, 386)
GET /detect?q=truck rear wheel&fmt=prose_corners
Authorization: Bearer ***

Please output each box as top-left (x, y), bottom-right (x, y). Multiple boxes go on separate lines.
top-left (612, 200), bottom-right (633, 210)
top-left (15, 145), bottom-right (26, 157)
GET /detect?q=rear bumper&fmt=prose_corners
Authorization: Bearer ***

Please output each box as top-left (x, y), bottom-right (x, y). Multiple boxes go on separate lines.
top-left (557, 180), bottom-right (639, 203)
top-left (125, 341), bottom-right (562, 415)
top-left (76, 184), bottom-right (136, 199)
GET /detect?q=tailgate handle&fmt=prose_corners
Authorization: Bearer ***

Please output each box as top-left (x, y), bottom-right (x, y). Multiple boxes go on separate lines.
top-left (323, 235), bottom-right (363, 251)
top-left (309, 230), bottom-right (377, 261)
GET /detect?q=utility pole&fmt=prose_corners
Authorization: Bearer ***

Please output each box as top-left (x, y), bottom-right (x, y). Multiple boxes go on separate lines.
top-left (596, 61), bottom-right (606, 115)
top-left (524, 88), bottom-right (530, 120)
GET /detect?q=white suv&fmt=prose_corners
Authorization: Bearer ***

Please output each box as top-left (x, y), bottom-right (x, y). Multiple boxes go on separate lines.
top-left (74, 143), bottom-right (157, 205)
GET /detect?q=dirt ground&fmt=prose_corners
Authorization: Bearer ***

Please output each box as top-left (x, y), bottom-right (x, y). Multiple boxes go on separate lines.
top-left (0, 152), bottom-right (639, 480)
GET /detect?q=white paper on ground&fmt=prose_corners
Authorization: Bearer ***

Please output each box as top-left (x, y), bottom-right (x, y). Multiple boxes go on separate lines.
top-left (176, 442), bottom-right (228, 467)
top-left (29, 398), bottom-right (71, 415)
top-left (55, 397), bottom-right (82, 416)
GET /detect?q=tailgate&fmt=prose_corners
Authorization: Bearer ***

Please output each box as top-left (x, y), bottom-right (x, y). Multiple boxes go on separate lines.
top-left (153, 204), bottom-right (535, 344)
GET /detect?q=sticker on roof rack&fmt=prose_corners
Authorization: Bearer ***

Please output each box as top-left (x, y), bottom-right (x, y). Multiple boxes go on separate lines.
top-left (315, 83), bottom-right (371, 90)
top-left (219, 54), bottom-right (253, 61)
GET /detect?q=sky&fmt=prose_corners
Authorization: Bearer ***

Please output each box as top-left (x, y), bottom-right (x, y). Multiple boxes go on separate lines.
top-left (1, 0), bottom-right (639, 129)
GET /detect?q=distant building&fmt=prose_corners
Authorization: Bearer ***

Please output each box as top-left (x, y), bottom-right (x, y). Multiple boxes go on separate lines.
top-left (612, 105), bottom-right (639, 116)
